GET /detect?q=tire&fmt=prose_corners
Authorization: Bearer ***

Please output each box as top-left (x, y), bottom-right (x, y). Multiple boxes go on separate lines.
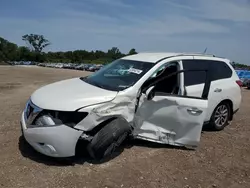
top-left (87, 118), bottom-right (132, 160)
top-left (210, 102), bottom-right (231, 131)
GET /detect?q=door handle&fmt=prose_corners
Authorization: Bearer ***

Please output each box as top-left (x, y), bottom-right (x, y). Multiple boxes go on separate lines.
top-left (214, 88), bottom-right (222, 92)
top-left (187, 107), bottom-right (203, 115)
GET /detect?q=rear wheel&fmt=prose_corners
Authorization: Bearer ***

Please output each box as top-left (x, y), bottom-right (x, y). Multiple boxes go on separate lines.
top-left (87, 118), bottom-right (132, 161)
top-left (210, 102), bottom-right (231, 131)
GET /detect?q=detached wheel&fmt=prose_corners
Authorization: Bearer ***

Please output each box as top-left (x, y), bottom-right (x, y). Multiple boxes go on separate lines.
top-left (87, 118), bottom-right (132, 160)
top-left (210, 102), bottom-right (230, 131)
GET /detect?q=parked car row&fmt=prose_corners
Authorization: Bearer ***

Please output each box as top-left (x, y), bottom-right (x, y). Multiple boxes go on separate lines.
top-left (8, 61), bottom-right (105, 72)
top-left (9, 61), bottom-right (38, 65)
top-left (37, 63), bottom-right (104, 72)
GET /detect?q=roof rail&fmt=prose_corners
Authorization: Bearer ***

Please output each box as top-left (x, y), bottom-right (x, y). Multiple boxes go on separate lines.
top-left (178, 52), bottom-right (216, 57)
top-left (139, 51), bottom-right (216, 57)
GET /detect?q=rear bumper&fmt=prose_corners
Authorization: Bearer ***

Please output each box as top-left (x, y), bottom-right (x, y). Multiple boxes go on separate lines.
top-left (21, 111), bottom-right (83, 157)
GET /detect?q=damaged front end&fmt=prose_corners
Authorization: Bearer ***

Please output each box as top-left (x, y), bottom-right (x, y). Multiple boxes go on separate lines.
top-left (75, 93), bottom-right (139, 134)
top-left (29, 110), bottom-right (89, 128)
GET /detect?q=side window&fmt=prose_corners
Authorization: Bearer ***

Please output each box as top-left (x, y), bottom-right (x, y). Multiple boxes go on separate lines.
top-left (182, 60), bottom-right (208, 86)
top-left (210, 60), bottom-right (232, 81)
top-left (142, 62), bottom-right (180, 95)
top-left (183, 59), bottom-right (233, 87)
top-left (151, 64), bottom-right (167, 78)
top-left (153, 64), bottom-right (179, 94)
top-left (144, 69), bottom-right (210, 99)
top-left (151, 61), bottom-right (179, 78)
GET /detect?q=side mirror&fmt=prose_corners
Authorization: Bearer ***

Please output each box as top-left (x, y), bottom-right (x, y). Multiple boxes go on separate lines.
top-left (145, 86), bottom-right (155, 100)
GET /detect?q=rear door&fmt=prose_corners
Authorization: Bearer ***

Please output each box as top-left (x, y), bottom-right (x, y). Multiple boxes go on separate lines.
top-left (192, 57), bottom-right (234, 121)
top-left (133, 69), bottom-right (211, 148)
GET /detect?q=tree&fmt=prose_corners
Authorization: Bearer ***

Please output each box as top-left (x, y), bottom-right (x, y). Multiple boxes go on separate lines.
top-left (22, 34), bottom-right (50, 53)
top-left (128, 48), bottom-right (137, 55)
top-left (107, 47), bottom-right (122, 60)
top-left (17, 46), bottom-right (31, 61)
top-left (0, 37), bottom-right (19, 61)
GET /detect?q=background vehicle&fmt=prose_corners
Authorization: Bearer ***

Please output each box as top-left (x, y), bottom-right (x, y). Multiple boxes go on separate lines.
top-left (235, 70), bottom-right (250, 86)
top-left (246, 80), bottom-right (250, 89)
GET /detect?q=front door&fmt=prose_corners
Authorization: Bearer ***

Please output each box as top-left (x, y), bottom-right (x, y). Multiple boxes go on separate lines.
top-left (133, 69), bottom-right (211, 148)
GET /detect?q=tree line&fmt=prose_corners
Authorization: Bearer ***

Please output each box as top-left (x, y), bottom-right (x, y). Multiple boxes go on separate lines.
top-left (0, 34), bottom-right (248, 68)
top-left (0, 34), bottom-right (137, 64)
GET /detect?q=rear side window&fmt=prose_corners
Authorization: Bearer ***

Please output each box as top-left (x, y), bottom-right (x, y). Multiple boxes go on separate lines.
top-left (210, 60), bottom-right (232, 81)
top-left (183, 59), bottom-right (232, 86)
top-left (183, 60), bottom-right (208, 86)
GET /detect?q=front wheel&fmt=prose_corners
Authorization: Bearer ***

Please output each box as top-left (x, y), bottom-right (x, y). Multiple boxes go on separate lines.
top-left (87, 118), bottom-right (132, 161)
top-left (210, 103), bottom-right (230, 131)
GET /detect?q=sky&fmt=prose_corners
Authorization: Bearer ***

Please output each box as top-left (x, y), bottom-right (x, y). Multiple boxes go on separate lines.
top-left (0, 0), bottom-right (249, 64)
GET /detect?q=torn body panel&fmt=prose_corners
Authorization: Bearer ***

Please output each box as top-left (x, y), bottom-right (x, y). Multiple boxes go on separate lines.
top-left (75, 92), bottom-right (138, 131)
top-left (133, 94), bottom-right (207, 147)
top-left (75, 67), bottom-right (210, 147)
top-left (75, 89), bottom-right (207, 149)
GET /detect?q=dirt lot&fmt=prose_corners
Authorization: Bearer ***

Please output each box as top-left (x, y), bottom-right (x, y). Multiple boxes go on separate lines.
top-left (0, 66), bottom-right (249, 188)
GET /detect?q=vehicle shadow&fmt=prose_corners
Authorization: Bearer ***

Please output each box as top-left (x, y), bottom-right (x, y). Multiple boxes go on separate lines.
top-left (201, 122), bottom-right (233, 132)
top-left (125, 138), bottom-right (194, 151)
top-left (201, 123), bottom-right (215, 132)
top-left (19, 136), bottom-right (193, 166)
top-left (18, 136), bottom-right (127, 166)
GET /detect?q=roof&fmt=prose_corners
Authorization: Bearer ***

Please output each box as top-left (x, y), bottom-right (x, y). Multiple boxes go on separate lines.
top-left (121, 52), bottom-right (179, 63)
top-left (121, 52), bottom-right (217, 63)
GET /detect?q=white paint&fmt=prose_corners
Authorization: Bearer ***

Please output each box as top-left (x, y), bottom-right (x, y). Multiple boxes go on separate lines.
top-left (31, 78), bottom-right (118, 111)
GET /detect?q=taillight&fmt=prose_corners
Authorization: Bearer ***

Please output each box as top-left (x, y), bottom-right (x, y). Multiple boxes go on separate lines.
top-left (236, 80), bottom-right (243, 87)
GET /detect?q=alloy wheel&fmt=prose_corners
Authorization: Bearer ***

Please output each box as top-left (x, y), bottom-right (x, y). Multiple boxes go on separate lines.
top-left (214, 104), bottom-right (228, 127)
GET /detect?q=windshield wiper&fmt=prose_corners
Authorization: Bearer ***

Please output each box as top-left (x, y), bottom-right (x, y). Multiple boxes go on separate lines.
top-left (118, 85), bottom-right (130, 89)
top-left (80, 77), bottom-right (87, 81)
top-left (93, 82), bottom-right (106, 89)
top-left (80, 77), bottom-right (118, 91)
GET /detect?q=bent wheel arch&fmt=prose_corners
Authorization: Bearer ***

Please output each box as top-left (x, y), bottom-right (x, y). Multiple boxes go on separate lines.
top-left (87, 117), bottom-right (132, 160)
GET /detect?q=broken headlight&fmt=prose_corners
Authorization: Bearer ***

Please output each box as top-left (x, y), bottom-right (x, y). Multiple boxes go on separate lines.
top-left (31, 110), bottom-right (88, 128)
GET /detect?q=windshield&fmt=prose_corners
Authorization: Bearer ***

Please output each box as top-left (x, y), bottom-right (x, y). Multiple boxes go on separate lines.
top-left (81, 59), bottom-right (154, 91)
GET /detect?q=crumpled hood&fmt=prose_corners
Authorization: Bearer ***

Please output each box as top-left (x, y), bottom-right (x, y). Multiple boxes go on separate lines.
top-left (31, 78), bottom-right (118, 111)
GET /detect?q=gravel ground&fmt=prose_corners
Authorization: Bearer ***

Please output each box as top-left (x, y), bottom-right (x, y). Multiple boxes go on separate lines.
top-left (0, 66), bottom-right (249, 188)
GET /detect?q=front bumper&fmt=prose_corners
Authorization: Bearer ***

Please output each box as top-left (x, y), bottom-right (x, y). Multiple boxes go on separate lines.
top-left (21, 111), bottom-right (83, 157)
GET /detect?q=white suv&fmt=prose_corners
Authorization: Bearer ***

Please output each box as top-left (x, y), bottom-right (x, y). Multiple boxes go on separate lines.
top-left (20, 52), bottom-right (242, 160)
